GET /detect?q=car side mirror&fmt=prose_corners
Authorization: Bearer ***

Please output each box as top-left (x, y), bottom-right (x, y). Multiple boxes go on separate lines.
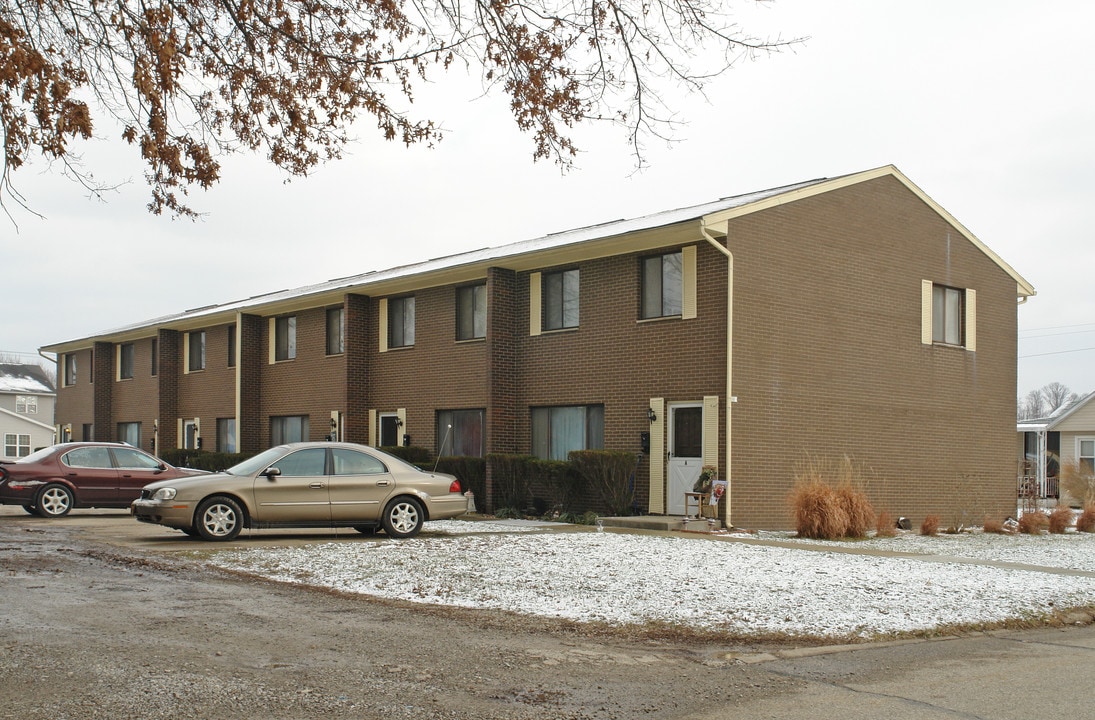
top-left (263, 467), bottom-right (281, 479)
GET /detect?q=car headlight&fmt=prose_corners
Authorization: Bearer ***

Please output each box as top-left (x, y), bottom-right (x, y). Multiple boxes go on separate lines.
top-left (151, 487), bottom-right (177, 501)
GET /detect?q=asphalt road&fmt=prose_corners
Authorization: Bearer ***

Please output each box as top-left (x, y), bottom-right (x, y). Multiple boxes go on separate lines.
top-left (3, 507), bottom-right (1094, 719)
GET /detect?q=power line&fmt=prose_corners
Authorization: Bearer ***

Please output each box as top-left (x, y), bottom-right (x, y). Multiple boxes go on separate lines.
top-left (1020, 346), bottom-right (1095, 359)
top-left (1020, 321), bottom-right (1095, 334)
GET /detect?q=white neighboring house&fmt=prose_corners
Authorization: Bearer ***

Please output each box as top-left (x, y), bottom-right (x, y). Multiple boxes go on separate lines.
top-left (0, 363), bottom-right (56, 459)
top-left (1017, 390), bottom-right (1095, 506)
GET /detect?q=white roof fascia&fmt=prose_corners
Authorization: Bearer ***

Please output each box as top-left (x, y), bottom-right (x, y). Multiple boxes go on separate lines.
top-left (1042, 391), bottom-right (1095, 430)
top-left (701, 165), bottom-right (1036, 299)
top-left (0, 407), bottom-right (56, 432)
top-left (42, 165), bottom-right (1034, 351)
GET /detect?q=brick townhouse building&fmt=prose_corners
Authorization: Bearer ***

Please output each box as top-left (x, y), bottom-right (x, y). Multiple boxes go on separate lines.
top-left (43, 165), bottom-right (1034, 529)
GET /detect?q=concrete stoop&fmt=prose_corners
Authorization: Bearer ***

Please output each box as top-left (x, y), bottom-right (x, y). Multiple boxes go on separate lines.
top-left (599, 515), bottom-right (722, 533)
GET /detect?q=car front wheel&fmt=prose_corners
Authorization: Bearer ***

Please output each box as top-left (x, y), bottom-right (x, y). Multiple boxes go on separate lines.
top-left (382, 497), bottom-right (424, 539)
top-left (36, 485), bottom-right (74, 518)
top-left (194, 496), bottom-right (243, 541)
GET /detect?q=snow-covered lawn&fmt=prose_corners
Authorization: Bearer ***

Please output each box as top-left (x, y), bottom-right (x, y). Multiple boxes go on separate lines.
top-left (203, 521), bottom-right (1095, 640)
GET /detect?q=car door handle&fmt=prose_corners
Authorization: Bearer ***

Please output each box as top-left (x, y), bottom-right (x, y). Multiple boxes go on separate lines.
top-left (376, 480), bottom-right (391, 487)
top-left (309, 482), bottom-right (325, 489)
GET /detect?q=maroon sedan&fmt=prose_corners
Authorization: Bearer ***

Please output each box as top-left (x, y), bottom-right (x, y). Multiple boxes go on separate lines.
top-left (0, 442), bottom-right (205, 518)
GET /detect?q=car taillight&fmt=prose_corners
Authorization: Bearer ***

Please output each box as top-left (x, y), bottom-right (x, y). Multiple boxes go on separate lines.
top-left (449, 479), bottom-right (462, 493)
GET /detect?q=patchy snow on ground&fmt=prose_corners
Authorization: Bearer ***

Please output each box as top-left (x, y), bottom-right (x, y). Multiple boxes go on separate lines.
top-left (205, 521), bottom-right (1095, 640)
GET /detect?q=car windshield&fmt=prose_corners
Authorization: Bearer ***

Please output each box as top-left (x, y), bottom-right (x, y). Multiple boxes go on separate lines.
top-left (225, 446), bottom-right (290, 476)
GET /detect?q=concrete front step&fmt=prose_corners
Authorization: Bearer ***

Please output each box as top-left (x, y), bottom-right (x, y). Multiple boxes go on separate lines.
top-left (599, 515), bottom-right (721, 532)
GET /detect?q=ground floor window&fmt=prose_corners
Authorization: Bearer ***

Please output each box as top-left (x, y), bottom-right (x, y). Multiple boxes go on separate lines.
top-left (531, 405), bottom-right (604, 461)
top-left (4, 433), bottom-right (31, 458)
top-left (1080, 438), bottom-right (1095, 475)
top-left (117, 422), bottom-right (140, 448)
top-left (271, 415), bottom-right (309, 445)
top-left (218, 418), bottom-right (237, 453)
top-left (437, 409), bottom-right (485, 457)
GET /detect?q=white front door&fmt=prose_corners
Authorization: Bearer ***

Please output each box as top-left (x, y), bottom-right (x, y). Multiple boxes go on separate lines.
top-left (667, 403), bottom-right (703, 515)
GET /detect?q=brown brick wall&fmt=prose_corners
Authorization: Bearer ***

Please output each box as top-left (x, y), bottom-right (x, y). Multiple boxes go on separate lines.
top-left (344, 295), bottom-right (371, 444)
top-left (178, 324), bottom-right (236, 448)
top-left (238, 315), bottom-right (263, 452)
top-left (259, 306), bottom-right (347, 447)
top-left (92, 342), bottom-right (113, 441)
top-left (367, 285), bottom-right (489, 449)
top-left (112, 337), bottom-right (160, 451)
top-left (727, 175), bottom-right (1017, 528)
top-left (45, 175), bottom-right (1022, 529)
top-left (55, 348), bottom-right (95, 440)
top-left (157, 330), bottom-right (180, 450)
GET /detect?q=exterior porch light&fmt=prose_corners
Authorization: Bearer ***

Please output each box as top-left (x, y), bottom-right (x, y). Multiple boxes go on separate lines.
top-left (647, 407), bottom-right (657, 423)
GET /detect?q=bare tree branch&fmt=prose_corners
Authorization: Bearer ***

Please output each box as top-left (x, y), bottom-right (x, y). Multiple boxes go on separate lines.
top-left (0, 0), bottom-right (803, 218)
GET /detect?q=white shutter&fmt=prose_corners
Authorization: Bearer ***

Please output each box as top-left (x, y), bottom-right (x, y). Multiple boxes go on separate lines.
top-left (368, 409), bottom-right (377, 447)
top-left (921, 280), bottom-right (933, 345)
top-left (648, 397), bottom-right (665, 514)
top-left (268, 317), bottom-right (277, 364)
top-left (965, 288), bottom-right (976, 352)
top-left (378, 299), bottom-right (389, 353)
top-left (529, 272), bottom-right (542, 336)
top-left (702, 396), bottom-right (719, 469)
top-left (682, 246), bottom-right (697, 320)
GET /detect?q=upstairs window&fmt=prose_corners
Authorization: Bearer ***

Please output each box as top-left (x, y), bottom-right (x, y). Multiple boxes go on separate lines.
top-left (543, 269), bottom-right (579, 331)
top-left (15, 395), bottom-right (36, 414)
top-left (326, 307), bottom-right (344, 355)
top-left (274, 316), bottom-right (297, 361)
top-left (389, 296), bottom-right (415, 348)
top-left (119, 343), bottom-right (135, 380)
top-left (642, 252), bottom-right (683, 319)
top-left (63, 353), bottom-right (77, 386)
top-left (932, 285), bottom-right (964, 345)
top-left (922, 280), bottom-right (975, 350)
top-left (188, 331), bottom-right (206, 372)
top-left (456, 284), bottom-right (487, 341)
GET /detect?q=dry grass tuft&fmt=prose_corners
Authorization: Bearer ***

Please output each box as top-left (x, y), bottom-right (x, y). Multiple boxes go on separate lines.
top-left (1077, 504), bottom-right (1095, 533)
top-left (982, 516), bottom-right (1006, 534)
top-left (875, 510), bottom-right (897, 538)
top-left (920, 514), bottom-right (940, 536)
top-left (1018, 511), bottom-right (1049, 535)
top-left (788, 457), bottom-right (875, 540)
top-left (1048, 505), bottom-right (1074, 534)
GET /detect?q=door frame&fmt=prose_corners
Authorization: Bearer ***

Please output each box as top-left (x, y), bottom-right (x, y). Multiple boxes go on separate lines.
top-left (666, 402), bottom-right (704, 515)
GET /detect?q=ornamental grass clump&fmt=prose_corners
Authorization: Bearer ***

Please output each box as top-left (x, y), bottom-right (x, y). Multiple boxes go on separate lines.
top-left (1018, 511), bottom-right (1049, 535)
top-left (1077, 504), bottom-right (1095, 533)
top-left (788, 457), bottom-right (874, 540)
top-left (982, 516), bottom-right (1007, 534)
top-left (920, 514), bottom-right (940, 536)
top-left (1048, 505), bottom-right (1074, 534)
top-left (874, 510), bottom-right (897, 538)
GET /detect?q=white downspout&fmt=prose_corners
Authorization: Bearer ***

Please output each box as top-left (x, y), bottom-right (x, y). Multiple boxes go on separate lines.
top-left (701, 225), bottom-right (733, 528)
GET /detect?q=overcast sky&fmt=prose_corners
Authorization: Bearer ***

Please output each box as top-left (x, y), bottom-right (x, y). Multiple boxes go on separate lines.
top-left (3, 0), bottom-right (1092, 399)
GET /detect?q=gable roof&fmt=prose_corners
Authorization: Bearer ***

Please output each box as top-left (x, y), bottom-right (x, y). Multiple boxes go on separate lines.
top-left (0, 364), bottom-right (55, 394)
top-left (1019, 391), bottom-right (1095, 431)
top-left (42, 164), bottom-right (1034, 352)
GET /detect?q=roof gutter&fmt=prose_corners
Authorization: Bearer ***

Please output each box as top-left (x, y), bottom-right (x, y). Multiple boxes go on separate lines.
top-left (700, 223), bottom-right (734, 529)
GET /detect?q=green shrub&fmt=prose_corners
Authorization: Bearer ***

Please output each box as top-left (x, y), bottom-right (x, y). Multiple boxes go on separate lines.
top-left (434, 456), bottom-right (485, 501)
top-left (379, 445), bottom-right (433, 466)
top-left (568, 450), bottom-right (639, 516)
top-left (487, 454), bottom-right (536, 510)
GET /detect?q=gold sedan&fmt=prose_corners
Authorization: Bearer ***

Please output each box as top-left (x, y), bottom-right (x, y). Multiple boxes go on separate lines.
top-left (132, 442), bottom-right (467, 541)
